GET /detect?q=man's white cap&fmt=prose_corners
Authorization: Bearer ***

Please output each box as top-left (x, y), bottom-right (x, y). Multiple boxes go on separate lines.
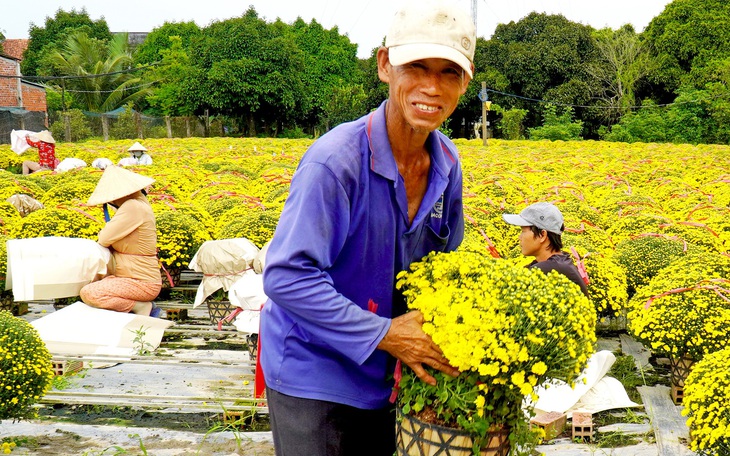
top-left (503, 202), bottom-right (564, 235)
top-left (385, 0), bottom-right (476, 78)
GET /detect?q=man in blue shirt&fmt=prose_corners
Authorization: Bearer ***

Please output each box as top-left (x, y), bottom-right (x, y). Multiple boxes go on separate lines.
top-left (260, 0), bottom-right (475, 454)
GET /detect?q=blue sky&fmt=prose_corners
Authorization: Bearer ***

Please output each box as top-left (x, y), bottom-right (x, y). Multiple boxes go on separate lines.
top-left (5, 0), bottom-right (673, 59)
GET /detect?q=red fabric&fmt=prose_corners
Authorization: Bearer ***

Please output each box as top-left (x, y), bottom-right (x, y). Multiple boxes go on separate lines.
top-left (26, 138), bottom-right (58, 170)
top-left (254, 303), bottom-right (266, 400)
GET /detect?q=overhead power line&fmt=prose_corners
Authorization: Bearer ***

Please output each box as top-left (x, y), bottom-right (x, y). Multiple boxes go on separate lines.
top-left (484, 87), bottom-right (730, 111)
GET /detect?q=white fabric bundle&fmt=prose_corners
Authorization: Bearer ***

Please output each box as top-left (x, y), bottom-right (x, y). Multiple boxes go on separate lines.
top-left (9, 129), bottom-right (34, 155)
top-left (55, 157), bottom-right (87, 172)
top-left (6, 237), bottom-right (111, 300)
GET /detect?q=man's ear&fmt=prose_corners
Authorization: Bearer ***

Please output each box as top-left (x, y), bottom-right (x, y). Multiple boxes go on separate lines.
top-left (377, 47), bottom-right (391, 84)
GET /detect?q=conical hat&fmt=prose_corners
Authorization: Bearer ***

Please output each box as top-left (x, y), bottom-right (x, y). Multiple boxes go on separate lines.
top-left (127, 141), bottom-right (147, 152)
top-left (36, 130), bottom-right (55, 144)
top-left (87, 165), bottom-right (155, 205)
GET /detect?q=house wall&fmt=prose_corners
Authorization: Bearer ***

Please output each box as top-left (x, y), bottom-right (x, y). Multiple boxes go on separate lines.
top-left (0, 56), bottom-right (21, 107)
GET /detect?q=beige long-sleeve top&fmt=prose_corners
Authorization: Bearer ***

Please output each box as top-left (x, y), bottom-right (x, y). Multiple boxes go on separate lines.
top-left (98, 192), bottom-right (161, 284)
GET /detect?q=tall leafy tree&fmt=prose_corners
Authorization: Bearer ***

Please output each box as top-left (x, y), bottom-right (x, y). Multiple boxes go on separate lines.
top-left (587, 25), bottom-right (655, 124)
top-left (134, 21), bottom-right (201, 66)
top-left (188, 8), bottom-right (306, 136)
top-left (479, 13), bottom-right (600, 134)
top-left (641, 0), bottom-right (730, 103)
top-left (289, 17), bottom-right (360, 131)
top-left (45, 30), bottom-right (150, 112)
top-left (22, 8), bottom-right (111, 77)
top-left (144, 36), bottom-right (197, 118)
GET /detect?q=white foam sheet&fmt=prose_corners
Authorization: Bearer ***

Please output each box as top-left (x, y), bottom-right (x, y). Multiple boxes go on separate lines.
top-left (530, 350), bottom-right (640, 418)
top-left (6, 237), bottom-right (111, 300)
top-left (31, 302), bottom-right (173, 359)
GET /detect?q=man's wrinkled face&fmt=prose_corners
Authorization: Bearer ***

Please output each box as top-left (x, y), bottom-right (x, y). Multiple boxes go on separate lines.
top-left (379, 51), bottom-right (471, 134)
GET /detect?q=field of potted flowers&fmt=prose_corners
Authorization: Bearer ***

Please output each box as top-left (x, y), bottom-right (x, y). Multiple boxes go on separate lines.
top-left (0, 137), bottom-right (729, 454)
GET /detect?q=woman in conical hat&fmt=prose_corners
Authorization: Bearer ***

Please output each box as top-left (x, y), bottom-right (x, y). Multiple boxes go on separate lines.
top-left (23, 130), bottom-right (58, 174)
top-left (124, 141), bottom-right (153, 166)
top-left (80, 165), bottom-right (162, 317)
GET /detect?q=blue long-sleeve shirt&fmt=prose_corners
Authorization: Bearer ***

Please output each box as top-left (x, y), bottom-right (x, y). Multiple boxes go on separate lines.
top-left (260, 101), bottom-right (464, 409)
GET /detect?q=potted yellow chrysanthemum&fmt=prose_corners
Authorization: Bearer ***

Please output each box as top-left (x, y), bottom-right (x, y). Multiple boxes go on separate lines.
top-left (395, 250), bottom-right (596, 456)
top-left (627, 252), bottom-right (730, 402)
top-left (0, 310), bottom-right (54, 420)
top-left (681, 346), bottom-right (730, 455)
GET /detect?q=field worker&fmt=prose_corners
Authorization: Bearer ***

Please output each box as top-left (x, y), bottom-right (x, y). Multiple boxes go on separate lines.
top-left (23, 130), bottom-right (58, 174)
top-left (122, 141), bottom-right (153, 166)
top-left (503, 202), bottom-right (589, 296)
top-left (80, 165), bottom-right (162, 317)
top-left (259, 0), bottom-right (474, 454)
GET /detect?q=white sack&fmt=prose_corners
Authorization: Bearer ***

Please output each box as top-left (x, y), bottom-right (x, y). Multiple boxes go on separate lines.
top-left (55, 157), bottom-right (87, 172)
top-left (232, 309), bottom-right (260, 334)
top-left (228, 270), bottom-right (267, 311)
top-left (10, 129), bottom-right (34, 155)
top-left (7, 237), bottom-right (111, 300)
top-left (32, 302), bottom-right (172, 358)
top-left (92, 158), bottom-right (113, 170)
top-left (189, 238), bottom-right (260, 308)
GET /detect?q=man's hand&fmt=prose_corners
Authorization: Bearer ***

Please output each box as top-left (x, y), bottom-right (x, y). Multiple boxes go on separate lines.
top-left (377, 310), bottom-right (459, 386)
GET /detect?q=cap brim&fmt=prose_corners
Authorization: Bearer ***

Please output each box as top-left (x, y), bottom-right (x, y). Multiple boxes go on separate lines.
top-left (502, 214), bottom-right (532, 227)
top-left (389, 44), bottom-right (473, 78)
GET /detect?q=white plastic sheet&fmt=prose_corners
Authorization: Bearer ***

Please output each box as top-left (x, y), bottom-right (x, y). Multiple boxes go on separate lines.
top-left (530, 350), bottom-right (640, 418)
top-left (32, 302), bottom-right (173, 358)
top-left (6, 237), bottom-right (111, 300)
top-left (9, 129), bottom-right (34, 155)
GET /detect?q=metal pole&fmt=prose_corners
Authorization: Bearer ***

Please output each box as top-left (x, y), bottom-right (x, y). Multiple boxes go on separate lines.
top-left (482, 82), bottom-right (487, 147)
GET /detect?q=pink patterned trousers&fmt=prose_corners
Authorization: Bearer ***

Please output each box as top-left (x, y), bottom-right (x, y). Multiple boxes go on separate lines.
top-left (80, 275), bottom-right (162, 313)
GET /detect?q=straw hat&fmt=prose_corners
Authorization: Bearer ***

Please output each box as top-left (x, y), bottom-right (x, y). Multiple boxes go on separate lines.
top-left (87, 165), bottom-right (155, 205)
top-left (127, 141), bottom-right (147, 152)
top-left (35, 130), bottom-right (55, 144)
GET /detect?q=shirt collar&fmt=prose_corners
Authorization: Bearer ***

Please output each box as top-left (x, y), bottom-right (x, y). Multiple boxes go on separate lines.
top-left (365, 100), bottom-right (457, 183)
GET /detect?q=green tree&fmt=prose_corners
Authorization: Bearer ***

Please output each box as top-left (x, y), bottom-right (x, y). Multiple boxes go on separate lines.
top-left (133, 21), bottom-right (201, 66)
top-left (479, 13), bottom-right (600, 135)
top-left (587, 26), bottom-right (654, 124)
top-left (289, 17), bottom-right (361, 132)
top-left (188, 8), bottom-right (306, 136)
top-left (641, 0), bottom-right (730, 102)
top-left (21, 8), bottom-right (111, 77)
top-left (321, 83), bottom-right (367, 131)
top-left (527, 104), bottom-right (583, 140)
top-left (144, 36), bottom-right (196, 118)
top-left (45, 30), bottom-right (150, 112)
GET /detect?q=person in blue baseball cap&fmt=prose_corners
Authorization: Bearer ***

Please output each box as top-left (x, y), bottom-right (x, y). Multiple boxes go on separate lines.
top-left (503, 202), bottom-right (589, 296)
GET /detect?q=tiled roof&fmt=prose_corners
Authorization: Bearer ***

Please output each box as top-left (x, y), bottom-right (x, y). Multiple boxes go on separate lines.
top-left (1, 39), bottom-right (30, 61)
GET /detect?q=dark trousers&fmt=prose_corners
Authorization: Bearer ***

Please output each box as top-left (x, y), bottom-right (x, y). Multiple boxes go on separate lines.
top-left (266, 387), bottom-right (396, 456)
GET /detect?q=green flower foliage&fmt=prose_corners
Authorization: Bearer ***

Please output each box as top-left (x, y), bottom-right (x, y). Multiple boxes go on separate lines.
top-left (0, 310), bottom-right (54, 420)
top-left (615, 236), bottom-right (692, 297)
top-left (682, 346), bottom-right (730, 455)
top-left (155, 210), bottom-right (210, 268)
top-left (627, 252), bottom-right (730, 360)
top-left (571, 247), bottom-right (628, 318)
top-left (215, 207), bottom-right (280, 249)
top-left (10, 207), bottom-right (102, 240)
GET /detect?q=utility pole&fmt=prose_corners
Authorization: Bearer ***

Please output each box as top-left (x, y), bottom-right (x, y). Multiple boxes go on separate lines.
top-left (471, 0), bottom-right (477, 29)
